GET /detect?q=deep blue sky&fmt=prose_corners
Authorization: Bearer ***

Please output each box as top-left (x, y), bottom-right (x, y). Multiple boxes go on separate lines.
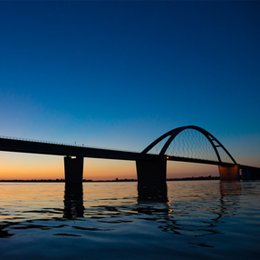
top-left (0, 1), bottom-right (260, 178)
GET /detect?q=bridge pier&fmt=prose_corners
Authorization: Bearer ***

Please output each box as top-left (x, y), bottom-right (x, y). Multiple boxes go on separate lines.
top-left (218, 164), bottom-right (240, 180)
top-left (241, 167), bottom-right (260, 180)
top-left (64, 156), bottom-right (84, 184)
top-left (136, 157), bottom-right (167, 201)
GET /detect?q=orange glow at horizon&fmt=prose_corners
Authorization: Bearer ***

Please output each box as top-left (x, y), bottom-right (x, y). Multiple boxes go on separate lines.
top-left (0, 152), bottom-right (64, 180)
top-left (0, 152), bottom-right (137, 180)
top-left (167, 161), bottom-right (219, 178)
top-left (0, 152), bottom-right (219, 181)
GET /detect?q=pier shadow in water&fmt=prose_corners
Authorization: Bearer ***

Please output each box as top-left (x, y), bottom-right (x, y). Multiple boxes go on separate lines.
top-left (137, 182), bottom-right (168, 202)
top-left (217, 180), bottom-right (241, 219)
top-left (63, 183), bottom-right (85, 219)
top-left (220, 180), bottom-right (241, 198)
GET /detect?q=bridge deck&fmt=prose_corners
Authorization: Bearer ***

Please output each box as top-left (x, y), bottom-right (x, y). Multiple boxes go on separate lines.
top-left (0, 137), bottom-right (238, 167)
top-left (0, 137), bottom-right (149, 160)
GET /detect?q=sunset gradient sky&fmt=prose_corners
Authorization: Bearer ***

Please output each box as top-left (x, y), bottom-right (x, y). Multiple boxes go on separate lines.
top-left (0, 1), bottom-right (259, 180)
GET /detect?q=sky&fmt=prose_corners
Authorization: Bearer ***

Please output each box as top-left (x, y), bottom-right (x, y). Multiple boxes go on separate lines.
top-left (0, 0), bottom-right (259, 180)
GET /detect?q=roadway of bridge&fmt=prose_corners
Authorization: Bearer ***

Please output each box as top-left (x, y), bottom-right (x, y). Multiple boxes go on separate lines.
top-left (0, 137), bottom-right (240, 168)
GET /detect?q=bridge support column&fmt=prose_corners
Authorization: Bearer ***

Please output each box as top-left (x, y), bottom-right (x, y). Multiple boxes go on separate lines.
top-left (218, 164), bottom-right (240, 180)
top-left (136, 158), bottom-right (167, 201)
top-left (242, 167), bottom-right (260, 180)
top-left (64, 156), bottom-right (84, 184)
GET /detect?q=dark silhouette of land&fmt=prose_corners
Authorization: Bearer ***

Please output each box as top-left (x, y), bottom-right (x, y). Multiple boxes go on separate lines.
top-left (0, 175), bottom-right (220, 182)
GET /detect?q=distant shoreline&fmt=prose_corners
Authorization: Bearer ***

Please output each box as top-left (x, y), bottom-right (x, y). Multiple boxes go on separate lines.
top-left (0, 176), bottom-right (220, 182)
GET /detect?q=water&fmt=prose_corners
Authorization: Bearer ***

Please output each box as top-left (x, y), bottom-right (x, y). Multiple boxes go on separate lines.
top-left (0, 180), bottom-right (260, 260)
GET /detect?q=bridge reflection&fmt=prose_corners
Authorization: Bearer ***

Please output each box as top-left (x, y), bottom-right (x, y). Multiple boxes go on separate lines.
top-left (137, 182), bottom-right (168, 202)
top-left (63, 183), bottom-right (85, 219)
top-left (63, 180), bottom-right (242, 226)
top-left (0, 180), bottom-right (247, 241)
top-left (63, 181), bottom-right (169, 219)
top-left (219, 180), bottom-right (241, 197)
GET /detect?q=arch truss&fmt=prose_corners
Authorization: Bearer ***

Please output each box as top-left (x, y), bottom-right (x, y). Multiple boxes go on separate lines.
top-left (142, 125), bottom-right (237, 165)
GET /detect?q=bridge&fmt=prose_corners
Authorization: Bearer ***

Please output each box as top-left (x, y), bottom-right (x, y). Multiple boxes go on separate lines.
top-left (0, 126), bottom-right (259, 186)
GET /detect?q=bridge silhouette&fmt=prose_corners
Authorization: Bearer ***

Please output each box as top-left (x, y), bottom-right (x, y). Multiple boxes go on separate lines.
top-left (0, 126), bottom-right (259, 187)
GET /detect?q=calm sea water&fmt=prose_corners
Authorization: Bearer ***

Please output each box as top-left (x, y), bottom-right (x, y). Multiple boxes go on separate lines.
top-left (0, 180), bottom-right (260, 260)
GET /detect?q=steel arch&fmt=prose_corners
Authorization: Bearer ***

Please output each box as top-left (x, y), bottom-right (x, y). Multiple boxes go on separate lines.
top-left (141, 125), bottom-right (237, 164)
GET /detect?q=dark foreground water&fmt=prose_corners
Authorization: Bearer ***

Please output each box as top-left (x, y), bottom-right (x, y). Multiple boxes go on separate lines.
top-left (0, 180), bottom-right (260, 260)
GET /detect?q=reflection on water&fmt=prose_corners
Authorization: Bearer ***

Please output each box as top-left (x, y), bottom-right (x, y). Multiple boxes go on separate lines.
top-left (63, 183), bottom-right (84, 219)
top-left (0, 180), bottom-right (260, 260)
top-left (137, 182), bottom-right (168, 202)
top-left (0, 223), bottom-right (13, 238)
top-left (220, 180), bottom-right (242, 197)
